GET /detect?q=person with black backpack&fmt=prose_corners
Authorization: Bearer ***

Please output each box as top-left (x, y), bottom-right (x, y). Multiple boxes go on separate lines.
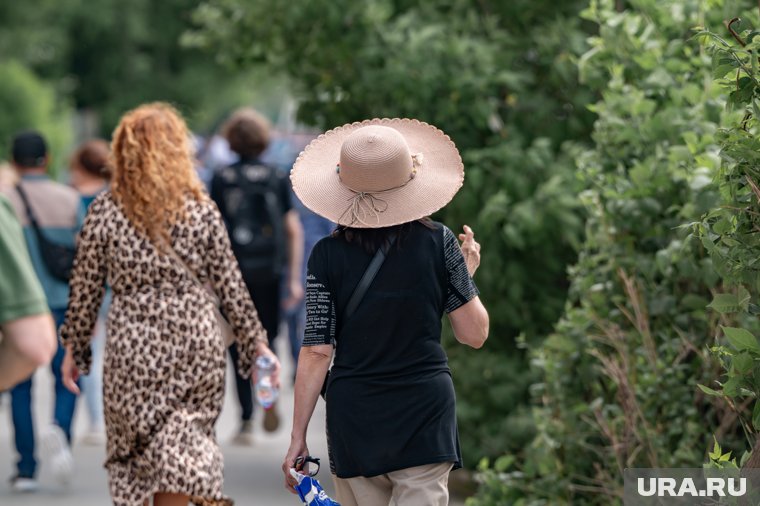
top-left (1, 131), bottom-right (85, 491)
top-left (210, 108), bottom-right (304, 444)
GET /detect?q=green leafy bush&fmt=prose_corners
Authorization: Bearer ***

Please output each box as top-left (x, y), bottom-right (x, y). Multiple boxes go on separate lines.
top-left (467, 1), bottom-right (751, 504)
top-left (696, 13), bottom-right (760, 470)
top-left (0, 0), bottom-right (253, 136)
top-left (0, 60), bottom-right (72, 173)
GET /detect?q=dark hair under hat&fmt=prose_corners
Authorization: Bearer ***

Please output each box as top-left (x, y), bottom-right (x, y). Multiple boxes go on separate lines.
top-left (12, 131), bottom-right (48, 168)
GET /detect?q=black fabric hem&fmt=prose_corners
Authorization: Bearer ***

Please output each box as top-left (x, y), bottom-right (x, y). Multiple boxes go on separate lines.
top-left (301, 339), bottom-right (334, 347)
top-left (334, 454), bottom-right (461, 479)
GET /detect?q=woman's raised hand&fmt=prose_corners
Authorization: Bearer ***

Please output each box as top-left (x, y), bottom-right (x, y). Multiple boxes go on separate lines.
top-left (458, 225), bottom-right (481, 277)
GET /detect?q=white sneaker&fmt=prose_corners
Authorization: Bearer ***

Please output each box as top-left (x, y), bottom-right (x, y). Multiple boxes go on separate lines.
top-left (230, 420), bottom-right (254, 446)
top-left (42, 425), bottom-right (74, 485)
top-left (10, 475), bottom-right (39, 493)
top-left (80, 427), bottom-right (106, 446)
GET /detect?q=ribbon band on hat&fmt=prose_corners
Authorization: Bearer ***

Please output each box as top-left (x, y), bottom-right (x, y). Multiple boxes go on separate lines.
top-left (336, 158), bottom-right (422, 226)
top-left (338, 189), bottom-right (391, 227)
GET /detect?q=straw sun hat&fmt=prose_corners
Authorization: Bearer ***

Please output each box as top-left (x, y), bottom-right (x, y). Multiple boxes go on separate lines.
top-left (291, 118), bottom-right (464, 228)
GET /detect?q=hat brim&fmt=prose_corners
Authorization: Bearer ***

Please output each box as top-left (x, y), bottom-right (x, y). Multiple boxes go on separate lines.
top-left (291, 118), bottom-right (464, 228)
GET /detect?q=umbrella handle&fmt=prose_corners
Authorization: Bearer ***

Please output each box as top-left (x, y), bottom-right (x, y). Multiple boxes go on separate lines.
top-left (295, 455), bottom-right (322, 476)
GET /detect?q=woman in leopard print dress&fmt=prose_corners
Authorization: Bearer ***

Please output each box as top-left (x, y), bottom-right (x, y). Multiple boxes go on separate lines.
top-left (60, 103), bottom-right (280, 506)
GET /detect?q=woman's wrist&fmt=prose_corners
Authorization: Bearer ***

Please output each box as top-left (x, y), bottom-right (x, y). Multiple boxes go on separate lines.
top-left (254, 341), bottom-right (269, 356)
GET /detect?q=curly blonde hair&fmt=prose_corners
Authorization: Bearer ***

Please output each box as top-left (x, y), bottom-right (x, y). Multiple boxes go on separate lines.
top-left (111, 102), bottom-right (206, 249)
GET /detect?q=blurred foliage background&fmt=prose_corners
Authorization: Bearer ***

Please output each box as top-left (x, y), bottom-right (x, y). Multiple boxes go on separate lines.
top-left (0, 0), bottom-right (287, 167)
top-left (7, 0), bottom-right (760, 504)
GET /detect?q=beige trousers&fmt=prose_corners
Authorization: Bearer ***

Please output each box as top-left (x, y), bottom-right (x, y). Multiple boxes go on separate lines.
top-left (332, 462), bottom-right (454, 506)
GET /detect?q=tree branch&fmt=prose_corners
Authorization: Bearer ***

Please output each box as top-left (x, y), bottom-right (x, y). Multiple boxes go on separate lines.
top-left (727, 17), bottom-right (747, 47)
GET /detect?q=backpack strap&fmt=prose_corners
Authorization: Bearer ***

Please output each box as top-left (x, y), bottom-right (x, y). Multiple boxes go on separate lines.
top-left (344, 233), bottom-right (397, 319)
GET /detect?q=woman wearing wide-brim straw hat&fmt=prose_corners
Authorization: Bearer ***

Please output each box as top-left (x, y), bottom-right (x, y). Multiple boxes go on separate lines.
top-left (282, 118), bottom-right (489, 505)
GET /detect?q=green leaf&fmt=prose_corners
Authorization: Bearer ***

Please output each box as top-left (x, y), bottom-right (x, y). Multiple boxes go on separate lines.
top-left (701, 236), bottom-right (717, 253)
top-left (709, 436), bottom-right (722, 460)
top-left (753, 100), bottom-right (760, 123)
top-left (698, 384), bottom-right (722, 396)
top-left (733, 353), bottom-right (754, 374)
top-left (494, 455), bottom-right (515, 472)
top-left (712, 218), bottom-right (733, 234)
top-left (753, 401), bottom-right (760, 431)
top-left (714, 63), bottom-right (737, 80)
top-left (709, 294), bottom-right (740, 314)
top-left (738, 286), bottom-right (751, 310)
top-left (723, 376), bottom-right (742, 397)
top-left (722, 327), bottom-right (760, 354)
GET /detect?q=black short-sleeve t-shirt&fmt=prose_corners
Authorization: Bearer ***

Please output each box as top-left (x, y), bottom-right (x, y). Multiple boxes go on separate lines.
top-left (303, 224), bottom-right (477, 347)
top-left (302, 221), bottom-right (478, 478)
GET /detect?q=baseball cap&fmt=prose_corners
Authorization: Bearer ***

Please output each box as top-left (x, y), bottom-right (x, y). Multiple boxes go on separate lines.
top-left (12, 131), bottom-right (48, 167)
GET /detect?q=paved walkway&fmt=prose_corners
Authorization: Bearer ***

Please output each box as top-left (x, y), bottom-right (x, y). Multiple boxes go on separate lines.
top-left (0, 336), bottom-right (332, 506)
top-left (0, 340), bottom-right (467, 505)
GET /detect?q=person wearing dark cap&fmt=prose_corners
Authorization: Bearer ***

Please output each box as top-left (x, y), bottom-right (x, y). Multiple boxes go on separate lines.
top-left (1, 130), bottom-right (86, 491)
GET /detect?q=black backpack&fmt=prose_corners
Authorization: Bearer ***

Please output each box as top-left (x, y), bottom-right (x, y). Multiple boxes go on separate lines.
top-left (214, 162), bottom-right (286, 280)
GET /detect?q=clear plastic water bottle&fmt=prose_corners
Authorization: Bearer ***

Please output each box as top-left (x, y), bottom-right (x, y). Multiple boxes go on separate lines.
top-left (255, 355), bottom-right (279, 409)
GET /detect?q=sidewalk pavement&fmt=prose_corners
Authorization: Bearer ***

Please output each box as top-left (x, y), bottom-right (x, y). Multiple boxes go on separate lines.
top-left (0, 338), bottom-right (467, 505)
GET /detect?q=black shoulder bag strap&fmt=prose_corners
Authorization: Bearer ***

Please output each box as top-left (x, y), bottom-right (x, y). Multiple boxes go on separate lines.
top-left (344, 233), bottom-right (397, 319)
top-left (15, 183), bottom-right (42, 232)
top-left (320, 233), bottom-right (398, 399)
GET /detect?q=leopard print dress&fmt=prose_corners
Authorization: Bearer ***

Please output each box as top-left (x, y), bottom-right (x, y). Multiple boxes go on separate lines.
top-left (60, 192), bottom-right (266, 505)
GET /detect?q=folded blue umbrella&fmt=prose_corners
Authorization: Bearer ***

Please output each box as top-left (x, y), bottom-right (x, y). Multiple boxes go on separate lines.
top-left (290, 456), bottom-right (340, 506)
top-left (290, 469), bottom-right (340, 505)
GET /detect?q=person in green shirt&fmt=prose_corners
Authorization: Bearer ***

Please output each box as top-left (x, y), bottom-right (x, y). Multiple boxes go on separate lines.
top-left (0, 193), bottom-right (56, 392)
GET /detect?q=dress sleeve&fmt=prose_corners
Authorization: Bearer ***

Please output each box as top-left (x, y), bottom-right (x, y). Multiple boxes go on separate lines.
top-left (204, 201), bottom-right (267, 376)
top-left (302, 241), bottom-right (336, 347)
top-left (443, 225), bottom-right (480, 314)
top-left (60, 197), bottom-right (108, 374)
